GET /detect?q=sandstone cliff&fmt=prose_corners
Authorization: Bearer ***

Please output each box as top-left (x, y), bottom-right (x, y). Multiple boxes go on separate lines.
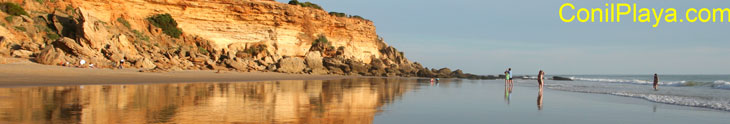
top-left (73, 0), bottom-right (385, 63)
top-left (0, 0), bottom-right (492, 78)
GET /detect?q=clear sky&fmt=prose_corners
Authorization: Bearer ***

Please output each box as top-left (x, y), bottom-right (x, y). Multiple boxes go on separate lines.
top-left (276, 0), bottom-right (730, 75)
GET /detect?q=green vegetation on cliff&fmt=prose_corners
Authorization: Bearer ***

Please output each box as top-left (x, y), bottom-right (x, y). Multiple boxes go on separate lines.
top-left (4, 16), bottom-right (13, 22)
top-left (309, 35), bottom-right (337, 56)
top-left (13, 26), bottom-right (26, 32)
top-left (198, 46), bottom-right (209, 55)
top-left (244, 44), bottom-right (267, 57)
top-left (328, 12), bottom-right (346, 17)
top-left (132, 30), bottom-right (150, 43)
top-left (34, 0), bottom-right (57, 4)
top-left (147, 13), bottom-right (182, 38)
top-left (286, 1), bottom-right (369, 21)
top-left (350, 15), bottom-right (367, 21)
top-left (313, 35), bottom-right (329, 45)
top-left (288, 0), bottom-right (323, 10)
top-left (117, 17), bottom-right (131, 29)
top-left (328, 12), bottom-right (369, 21)
top-left (0, 2), bottom-right (28, 16)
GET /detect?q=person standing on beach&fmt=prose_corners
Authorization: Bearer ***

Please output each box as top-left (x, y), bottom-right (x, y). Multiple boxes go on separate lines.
top-left (79, 59), bottom-right (86, 68)
top-left (537, 70), bottom-right (544, 110)
top-left (653, 73), bottom-right (659, 91)
top-left (118, 59), bottom-right (125, 69)
top-left (508, 68), bottom-right (513, 87)
top-left (538, 70), bottom-right (545, 89)
top-left (504, 71), bottom-right (509, 85)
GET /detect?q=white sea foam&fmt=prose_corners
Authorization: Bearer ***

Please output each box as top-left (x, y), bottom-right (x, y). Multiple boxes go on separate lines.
top-left (712, 80), bottom-right (730, 90)
top-left (570, 77), bottom-right (690, 86)
top-left (610, 92), bottom-right (730, 111)
top-left (547, 85), bottom-right (730, 112)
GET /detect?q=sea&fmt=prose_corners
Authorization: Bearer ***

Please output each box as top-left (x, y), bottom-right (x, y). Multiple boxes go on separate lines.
top-left (544, 75), bottom-right (730, 111)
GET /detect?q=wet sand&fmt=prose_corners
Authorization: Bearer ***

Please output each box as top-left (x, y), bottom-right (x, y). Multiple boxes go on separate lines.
top-left (0, 58), bottom-right (351, 87)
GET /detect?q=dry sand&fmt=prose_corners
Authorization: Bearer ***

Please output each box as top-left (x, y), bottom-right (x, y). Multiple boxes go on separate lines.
top-left (0, 58), bottom-right (351, 87)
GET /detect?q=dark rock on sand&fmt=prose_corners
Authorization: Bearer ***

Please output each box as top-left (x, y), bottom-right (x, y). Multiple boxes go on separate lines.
top-left (552, 76), bottom-right (573, 81)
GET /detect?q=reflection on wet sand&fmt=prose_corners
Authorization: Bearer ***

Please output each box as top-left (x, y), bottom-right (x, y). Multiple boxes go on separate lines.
top-left (0, 78), bottom-right (427, 124)
top-left (504, 84), bottom-right (512, 105)
top-left (537, 88), bottom-right (543, 110)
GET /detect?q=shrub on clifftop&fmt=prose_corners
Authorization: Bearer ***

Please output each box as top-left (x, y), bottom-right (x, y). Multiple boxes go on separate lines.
top-left (288, 0), bottom-right (299, 5)
top-left (0, 2), bottom-right (28, 16)
top-left (287, 0), bottom-right (323, 10)
top-left (329, 12), bottom-right (346, 17)
top-left (328, 12), bottom-right (370, 21)
top-left (147, 13), bottom-right (182, 38)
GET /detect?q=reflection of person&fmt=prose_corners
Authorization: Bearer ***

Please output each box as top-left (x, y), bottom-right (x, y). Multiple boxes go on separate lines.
top-left (653, 73), bottom-right (659, 91)
top-left (505, 84), bottom-right (511, 105)
top-left (537, 88), bottom-right (543, 110)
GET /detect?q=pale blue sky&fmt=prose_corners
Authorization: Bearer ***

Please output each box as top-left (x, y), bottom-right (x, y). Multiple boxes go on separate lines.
top-left (277, 0), bottom-right (730, 75)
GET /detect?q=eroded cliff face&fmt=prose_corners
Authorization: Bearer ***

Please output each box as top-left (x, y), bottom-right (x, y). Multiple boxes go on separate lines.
top-left (1, 0), bottom-right (493, 78)
top-left (74, 0), bottom-right (384, 63)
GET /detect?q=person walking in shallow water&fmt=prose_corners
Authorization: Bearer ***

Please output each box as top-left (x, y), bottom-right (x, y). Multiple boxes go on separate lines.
top-left (653, 73), bottom-right (659, 91)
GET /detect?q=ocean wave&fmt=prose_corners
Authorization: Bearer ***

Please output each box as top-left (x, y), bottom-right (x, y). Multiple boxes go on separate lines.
top-left (712, 80), bottom-right (730, 90)
top-left (569, 77), bottom-right (694, 86)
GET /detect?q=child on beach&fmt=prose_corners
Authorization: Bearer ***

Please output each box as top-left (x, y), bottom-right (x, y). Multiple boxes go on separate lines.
top-left (504, 71), bottom-right (509, 85)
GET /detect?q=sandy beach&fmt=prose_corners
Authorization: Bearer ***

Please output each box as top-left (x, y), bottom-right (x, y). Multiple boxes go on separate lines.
top-left (0, 58), bottom-right (350, 87)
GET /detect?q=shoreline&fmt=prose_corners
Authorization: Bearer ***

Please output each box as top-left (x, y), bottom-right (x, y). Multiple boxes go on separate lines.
top-left (0, 58), bottom-right (357, 87)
